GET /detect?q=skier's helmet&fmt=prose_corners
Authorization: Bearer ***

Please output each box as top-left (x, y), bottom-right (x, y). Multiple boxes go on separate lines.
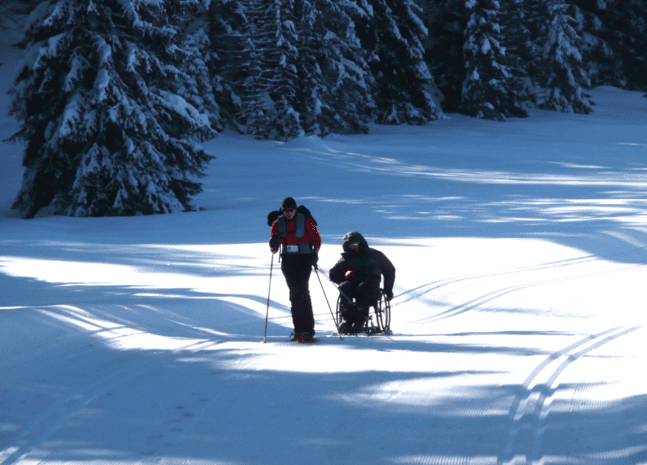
top-left (342, 231), bottom-right (367, 254)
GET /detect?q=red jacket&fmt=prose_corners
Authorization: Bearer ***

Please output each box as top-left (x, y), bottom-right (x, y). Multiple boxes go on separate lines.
top-left (270, 215), bottom-right (322, 254)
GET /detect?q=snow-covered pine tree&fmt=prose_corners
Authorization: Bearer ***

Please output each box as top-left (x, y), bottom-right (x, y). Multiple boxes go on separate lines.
top-left (499, 0), bottom-right (536, 104)
top-left (460, 0), bottom-right (528, 120)
top-left (605, 0), bottom-right (647, 90)
top-left (292, 0), bottom-right (319, 134)
top-left (423, 0), bottom-right (468, 112)
top-left (237, 0), bottom-right (270, 135)
top-left (240, 0), bottom-right (374, 139)
top-left (245, 0), bottom-right (301, 140)
top-left (171, 1), bottom-right (222, 131)
top-left (355, 0), bottom-right (443, 124)
top-left (540, 0), bottom-right (593, 114)
top-left (9, 0), bottom-right (216, 219)
top-left (521, 0), bottom-right (551, 89)
top-left (567, 1), bottom-right (624, 89)
top-left (294, 0), bottom-right (374, 136)
top-left (202, 0), bottom-right (249, 131)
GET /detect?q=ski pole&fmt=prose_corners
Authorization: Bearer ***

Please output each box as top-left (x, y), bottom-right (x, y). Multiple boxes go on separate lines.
top-left (263, 254), bottom-right (275, 343)
top-left (314, 265), bottom-right (343, 340)
top-left (316, 265), bottom-right (352, 303)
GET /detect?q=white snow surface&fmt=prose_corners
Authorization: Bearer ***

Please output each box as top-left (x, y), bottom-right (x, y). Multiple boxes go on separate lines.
top-left (1, 28), bottom-right (647, 465)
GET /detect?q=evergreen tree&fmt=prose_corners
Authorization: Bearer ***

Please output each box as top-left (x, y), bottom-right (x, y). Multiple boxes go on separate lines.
top-left (567, 1), bottom-right (624, 88)
top-left (204, 0), bottom-right (249, 131)
top-left (237, 0), bottom-right (271, 135)
top-left (568, 0), bottom-right (638, 89)
top-left (294, 0), bottom-right (374, 136)
top-left (460, 0), bottom-right (528, 120)
top-left (245, 0), bottom-right (301, 140)
top-left (541, 0), bottom-right (593, 113)
top-left (241, 0), bottom-right (374, 139)
top-left (499, 0), bottom-right (537, 103)
top-left (9, 0), bottom-right (216, 219)
top-left (607, 0), bottom-right (647, 90)
top-left (173, 2), bottom-right (222, 132)
top-left (423, 0), bottom-right (467, 112)
top-left (522, 0), bottom-right (551, 89)
top-left (355, 0), bottom-right (443, 124)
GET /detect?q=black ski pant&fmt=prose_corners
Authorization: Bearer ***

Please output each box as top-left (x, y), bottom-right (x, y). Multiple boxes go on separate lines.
top-left (338, 280), bottom-right (379, 326)
top-left (281, 255), bottom-right (315, 337)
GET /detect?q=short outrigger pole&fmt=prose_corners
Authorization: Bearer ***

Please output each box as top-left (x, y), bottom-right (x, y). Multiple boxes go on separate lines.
top-left (314, 265), bottom-right (344, 340)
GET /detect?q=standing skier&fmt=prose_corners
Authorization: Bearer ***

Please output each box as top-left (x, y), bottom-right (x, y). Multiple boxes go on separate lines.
top-left (268, 197), bottom-right (322, 342)
top-left (329, 232), bottom-right (395, 334)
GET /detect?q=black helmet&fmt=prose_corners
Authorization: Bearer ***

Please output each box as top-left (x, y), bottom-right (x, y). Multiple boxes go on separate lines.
top-left (281, 197), bottom-right (297, 213)
top-left (342, 231), bottom-right (368, 254)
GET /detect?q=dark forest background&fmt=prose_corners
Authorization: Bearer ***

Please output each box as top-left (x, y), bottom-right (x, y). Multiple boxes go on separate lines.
top-left (1, 0), bottom-right (645, 218)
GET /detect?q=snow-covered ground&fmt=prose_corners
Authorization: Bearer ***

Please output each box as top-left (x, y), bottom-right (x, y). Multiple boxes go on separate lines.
top-left (1, 26), bottom-right (647, 465)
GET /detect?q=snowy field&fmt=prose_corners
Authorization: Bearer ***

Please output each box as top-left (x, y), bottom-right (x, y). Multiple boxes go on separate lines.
top-left (2, 29), bottom-right (647, 465)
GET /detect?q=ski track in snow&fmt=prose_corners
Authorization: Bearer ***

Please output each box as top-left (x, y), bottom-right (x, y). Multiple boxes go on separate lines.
top-left (501, 325), bottom-right (641, 465)
top-left (395, 253), bottom-right (602, 306)
top-left (396, 239), bottom-right (647, 310)
top-left (418, 262), bottom-right (646, 324)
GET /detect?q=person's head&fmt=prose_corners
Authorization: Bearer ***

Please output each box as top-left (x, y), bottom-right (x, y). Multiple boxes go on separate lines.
top-left (342, 231), bottom-right (368, 255)
top-left (281, 197), bottom-right (297, 220)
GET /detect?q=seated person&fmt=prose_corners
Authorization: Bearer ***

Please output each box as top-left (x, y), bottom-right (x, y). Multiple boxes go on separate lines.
top-left (329, 232), bottom-right (395, 333)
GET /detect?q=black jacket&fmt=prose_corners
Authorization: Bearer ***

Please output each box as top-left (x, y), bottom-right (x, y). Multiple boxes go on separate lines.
top-left (329, 232), bottom-right (395, 295)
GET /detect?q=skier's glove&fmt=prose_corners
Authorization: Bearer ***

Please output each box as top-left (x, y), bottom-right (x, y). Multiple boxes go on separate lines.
top-left (310, 252), bottom-right (319, 268)
top-left (385, 291), bottom-right (393, 301)
top-left (269, 236), bottom-right (279, 253)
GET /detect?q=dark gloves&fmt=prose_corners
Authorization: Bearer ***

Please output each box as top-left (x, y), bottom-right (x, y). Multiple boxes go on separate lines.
top-left (310, 252), bottom-right (319, 268)
top-left (269, 236), bottom-right (279, 253)
top-left (385, 290), bottom-right (393, 301)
